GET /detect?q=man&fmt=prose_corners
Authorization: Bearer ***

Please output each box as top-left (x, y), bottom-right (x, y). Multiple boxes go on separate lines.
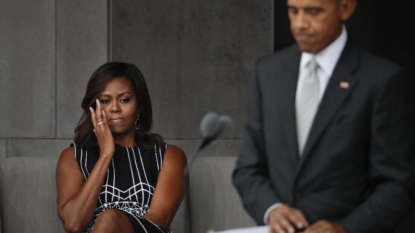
top-left (232, 0), bottom-right (415, 233)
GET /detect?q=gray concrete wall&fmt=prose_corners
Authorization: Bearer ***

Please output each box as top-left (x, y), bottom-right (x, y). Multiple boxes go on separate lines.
top-left (56, 0), bottom-right (109, 138)
top-left (111, 0), bottom-right (273, 140)
top-left (111, 1), bottom-right (273, 231)
top-left (0, 0), bottom-right (273, 232)
top-left (0, 0), bottom-right (56, 139)
top-left (0, 0), bottom-right (108, 156)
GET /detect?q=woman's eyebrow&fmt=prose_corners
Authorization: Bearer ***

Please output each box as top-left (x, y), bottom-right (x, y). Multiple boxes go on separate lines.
top-left (100, 92), bottom-right (131, 97)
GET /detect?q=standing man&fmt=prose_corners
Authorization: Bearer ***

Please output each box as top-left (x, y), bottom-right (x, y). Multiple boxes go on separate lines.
top-left (233, 0), bottom-right (415, 233)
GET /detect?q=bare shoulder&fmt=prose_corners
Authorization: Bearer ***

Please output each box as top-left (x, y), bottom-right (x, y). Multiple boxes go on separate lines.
top-left (56, 146), bottom-right (84, 184)
top-left (58, 147), bottom-right (75, 163)
top-left (56, 147), bottom-right (77, 172)
top-left (164, 144), bottom-right (187, 167)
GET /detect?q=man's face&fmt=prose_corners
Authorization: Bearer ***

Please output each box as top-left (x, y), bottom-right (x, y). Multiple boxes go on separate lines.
top-left (287, 0), bottom-right (349, 54)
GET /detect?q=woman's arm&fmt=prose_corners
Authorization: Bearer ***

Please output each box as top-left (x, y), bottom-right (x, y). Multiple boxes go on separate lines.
top-left (56, 147), bottom-right (113, 233)
top-left (144, 145), bottom-right (187, 229)
top-left (56, 99), bottom-right (115, 233)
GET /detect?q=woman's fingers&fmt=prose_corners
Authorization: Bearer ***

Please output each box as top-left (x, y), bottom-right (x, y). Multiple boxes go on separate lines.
top-left (102, 110), bottom-right (108, 125)
top-left (90, 99), bottom-right (105, 130)
top-left (95, 99), bottom-right (103, 124)
top-left (89, 107), bottom-right (96, 127)
top-left (91, 100), bottom-right (115, 157)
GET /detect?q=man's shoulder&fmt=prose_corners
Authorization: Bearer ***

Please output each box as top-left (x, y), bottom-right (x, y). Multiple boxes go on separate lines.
top-left (256, 44), bottom-right (301, 67)
top-left (348, 44), bottom-right (403, 74)
top-left (343, 44), bottom-right (407, 89)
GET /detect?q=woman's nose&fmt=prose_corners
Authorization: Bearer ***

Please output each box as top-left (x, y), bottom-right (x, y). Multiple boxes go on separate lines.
top-left (110, 102), bottom-right (121, 112)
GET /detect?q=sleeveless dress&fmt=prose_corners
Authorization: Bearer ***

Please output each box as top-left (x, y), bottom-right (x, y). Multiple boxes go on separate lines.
top-left (72, 142), bottom-right (172, 233)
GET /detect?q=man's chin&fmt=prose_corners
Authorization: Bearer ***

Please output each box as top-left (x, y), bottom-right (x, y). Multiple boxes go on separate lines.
top-left (297, 44), bottom-right (319, 54)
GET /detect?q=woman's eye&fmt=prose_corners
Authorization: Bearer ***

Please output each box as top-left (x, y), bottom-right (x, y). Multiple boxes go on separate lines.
top-left (120, 98), bottom-right (130, 103)
top-left (100, 99), bottom-right (110, 104)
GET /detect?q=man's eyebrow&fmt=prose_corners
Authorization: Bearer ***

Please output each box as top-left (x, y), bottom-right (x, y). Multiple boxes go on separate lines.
top-left (304, 6), bottom-right (323, 11)
top-left (287, 5), bottom-right (323, 11)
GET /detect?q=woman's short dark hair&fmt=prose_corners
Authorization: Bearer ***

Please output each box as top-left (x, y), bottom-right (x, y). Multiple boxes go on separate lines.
top-left (74, 62), bottom-right (163, 150)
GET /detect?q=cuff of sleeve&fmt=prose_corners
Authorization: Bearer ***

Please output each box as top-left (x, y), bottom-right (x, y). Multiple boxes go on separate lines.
top-left (264, 203), bottom-right (284, 225)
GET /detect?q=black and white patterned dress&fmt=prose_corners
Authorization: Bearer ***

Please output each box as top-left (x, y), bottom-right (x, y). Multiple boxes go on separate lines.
top-left (72, 143), bottom-right (171, 233)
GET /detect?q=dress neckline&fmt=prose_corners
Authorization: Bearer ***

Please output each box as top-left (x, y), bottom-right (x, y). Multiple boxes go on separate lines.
top-left (114, 143), bottom-right (138, 149)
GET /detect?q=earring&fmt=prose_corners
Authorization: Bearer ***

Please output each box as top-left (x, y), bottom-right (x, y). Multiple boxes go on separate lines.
top-left (135, 116), bottom-right (140, 130)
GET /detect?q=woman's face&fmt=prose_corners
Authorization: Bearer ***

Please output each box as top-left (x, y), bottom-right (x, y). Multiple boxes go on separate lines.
top-left (97, 77), bottom-right (139, 136)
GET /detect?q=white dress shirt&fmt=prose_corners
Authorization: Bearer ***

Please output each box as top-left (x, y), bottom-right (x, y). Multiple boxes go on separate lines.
top-left (263, 25), bottom-right (348, 225)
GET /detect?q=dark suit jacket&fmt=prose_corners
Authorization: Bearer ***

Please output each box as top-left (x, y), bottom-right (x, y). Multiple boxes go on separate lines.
top-left (233, 41), bottom-right (415, 233)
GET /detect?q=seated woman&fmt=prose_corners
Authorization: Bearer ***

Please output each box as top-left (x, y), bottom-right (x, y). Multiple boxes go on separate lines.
top-left (56, 62), bottom-right (186, 233)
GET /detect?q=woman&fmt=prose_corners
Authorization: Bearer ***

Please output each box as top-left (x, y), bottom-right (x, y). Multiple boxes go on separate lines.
top-left (56, 62), bottom-right (186, 233)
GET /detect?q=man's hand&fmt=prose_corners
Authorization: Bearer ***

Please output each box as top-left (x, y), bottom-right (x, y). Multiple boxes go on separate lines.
top-left (303, 220), bottom-right (347, 233)
top-left (269, 204), bottom-right (309, 233)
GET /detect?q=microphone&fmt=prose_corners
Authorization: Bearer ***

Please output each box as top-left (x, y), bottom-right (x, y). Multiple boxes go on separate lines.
top-left (183, 112), bottom-right (234, 233)
top-left (185, 112), bottom-right (234, 173)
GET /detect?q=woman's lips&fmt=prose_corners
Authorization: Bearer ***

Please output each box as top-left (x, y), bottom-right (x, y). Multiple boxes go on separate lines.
top-left (109, 118), bottom-right (123, 123)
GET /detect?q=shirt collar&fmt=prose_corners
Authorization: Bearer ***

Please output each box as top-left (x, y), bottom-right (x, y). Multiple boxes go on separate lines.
top-left (300, 25), bottom-right (348, 76)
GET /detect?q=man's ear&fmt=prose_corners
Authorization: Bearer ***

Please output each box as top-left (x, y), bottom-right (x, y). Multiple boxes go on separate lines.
top-left (339, 0), bottom-right (357, 22)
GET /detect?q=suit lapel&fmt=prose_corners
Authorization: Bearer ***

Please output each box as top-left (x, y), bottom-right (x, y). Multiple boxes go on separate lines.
top-left (279, 47), bottom-right (302, 166)
top-left (296, 42), bottom-right (360, 173)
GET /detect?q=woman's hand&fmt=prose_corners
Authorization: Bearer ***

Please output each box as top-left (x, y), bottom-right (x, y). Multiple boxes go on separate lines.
top-left (89, 99), bottom-right (114, 158)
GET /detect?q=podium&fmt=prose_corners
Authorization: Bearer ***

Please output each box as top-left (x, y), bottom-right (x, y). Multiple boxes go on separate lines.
top-left (208, 226), bottom-right (269, 233)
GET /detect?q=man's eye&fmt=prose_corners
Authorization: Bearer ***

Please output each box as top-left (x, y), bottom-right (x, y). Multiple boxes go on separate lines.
top-left (100, 99), bottom-right (110, 104)
top-left (288, 7), bottom-right (298, 15)
top-left (307, 9), bottom-right (321, 16)
top-left (120, 98), bottom-right (130, 103)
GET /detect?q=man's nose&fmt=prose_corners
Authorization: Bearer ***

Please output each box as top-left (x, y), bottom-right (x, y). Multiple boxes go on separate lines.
top-left (292, 12), bottom-right (308, 30)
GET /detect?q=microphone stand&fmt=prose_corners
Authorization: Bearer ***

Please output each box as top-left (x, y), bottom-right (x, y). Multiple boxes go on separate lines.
top-left (183, 137), bottom-right (213, 233)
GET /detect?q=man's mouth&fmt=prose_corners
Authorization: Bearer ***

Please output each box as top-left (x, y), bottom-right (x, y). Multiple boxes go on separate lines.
top-left (295, 33), bottom-right (314, 42)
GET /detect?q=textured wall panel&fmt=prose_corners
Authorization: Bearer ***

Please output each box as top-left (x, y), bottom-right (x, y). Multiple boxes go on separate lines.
top-left (0, 140), bottom-right (5, 159)
top-left (0, 157), bottom-right (64, 233)
top-left (166, 139), bottom-right (243, 232)
top-left (5, 138), bottom-right (239, 158)
top-left (112, 0), bottom-right (273, 139)
top-left (166, 139), bottom-right (241, 159)
top-left (190, 157), bottom-right (255, 233)
top-left (6, 139), bottom-right (72, 158)
top-left (170, 200), bottom-right (186, 233)
top-left (0, 0), bottom-right (56, 138)
top-left (56, 0), bottom-right (108, 138)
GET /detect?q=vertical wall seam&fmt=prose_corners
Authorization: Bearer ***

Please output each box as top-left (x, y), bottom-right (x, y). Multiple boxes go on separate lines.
top-left (108, 0), bottom-right (112, 61)
top-left (272, 0), bottom-right (275, 51)
top-left (55, 0), bottom-right (58, 138)
top-left (5, 139), bottom-right (9, 158)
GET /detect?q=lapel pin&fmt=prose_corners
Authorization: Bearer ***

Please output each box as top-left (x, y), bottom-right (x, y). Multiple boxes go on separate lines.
top-left (340, 81), bottom-right (349, 89)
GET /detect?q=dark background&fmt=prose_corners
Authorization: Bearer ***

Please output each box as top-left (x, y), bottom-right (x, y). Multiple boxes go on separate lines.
top-left (274, 0), bottom-right (415, 72)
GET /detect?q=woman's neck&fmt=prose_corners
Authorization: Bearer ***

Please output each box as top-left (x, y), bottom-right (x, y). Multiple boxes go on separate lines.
top-left (113, 132), bottom-right (137, 147)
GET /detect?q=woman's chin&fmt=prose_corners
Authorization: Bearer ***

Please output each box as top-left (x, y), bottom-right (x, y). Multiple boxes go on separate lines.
top-left (110, 127), bottom-right (136, 137)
